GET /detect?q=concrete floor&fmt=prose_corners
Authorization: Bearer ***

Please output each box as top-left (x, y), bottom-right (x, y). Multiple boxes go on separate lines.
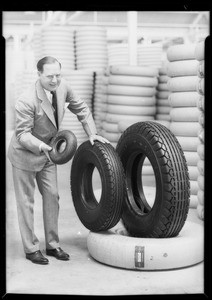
top-left (5, 131), bottom-right (204, 296)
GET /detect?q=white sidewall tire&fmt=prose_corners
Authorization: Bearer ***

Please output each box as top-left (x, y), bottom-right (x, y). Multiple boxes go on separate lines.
top-left (158, 75), bottom-right (169, 83)
top-left (197, 159), bottom-right (204, 175)
top-left (196, 78), bottom-right (205, 95)
top-left (197, 60), bottom-right (205, 78)
top-left (196, 96), bottom-right (205, 111)
top-left (157, 83), bottom-right (168, 91)
top-left (169, 91), bottom-right (200, 107)
top-left (87, 221), bottom-right (203, 270)
top-left (107, 104), bottom-right (156, 116)
top-left (197, 143), bottom-right (204, 160)
top-left (102, 121), bottom-right (119, 133)
top-left (156, 99), bottom-right (170, 106)
top-left (155, 114), bottom-right (171, 121)
top-left (195, 40), bottom-right (205, 61)
top-left (107, 95), bottom-right (156, 106)
top-left (184, 151), bottom-right (199, 166)
top-left (189, 195), bottom-right (198, 208)
top-left (197, 190), bottom-right (204, 206)
top-left (170, 121), bottom-right (201, 136)
top-left (197, 203), bottom-right (204, 220)
top-left (167, 60), bottom-right (199, 77)
top-left (170, 107), bottom-right (200, 122)
top-left (167, 76), bottom-right (198, 92)
top-left (106, 113), bottom-right (154, 123)
top-left (109, 65), bottom-right (158, 77)
top-left (107, 85), bottom-right (156, 97)
top-left (190, 180), bottom-right (198, 195)
top-left (108, 75), bottom-right (158, 87)
top-left (175, 136), bottom-right (200, 151)
top-left (197, 175), bottom-right (204, 191)
top-left (156, 106), bottom-right (171, 114)
top-left (167, 44), bottom-right (196, 61)
top-left (102, 131), bottom-right (121, 142)
top-left (188, 166), bottom-right (199, 181)
top-left (156, 91), bottom-right (170, 99)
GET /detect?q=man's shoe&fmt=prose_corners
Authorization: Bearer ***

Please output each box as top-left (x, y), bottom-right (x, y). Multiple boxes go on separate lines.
top-left (26, 250), bottom-right (49, 265)
top-left (46, 247), bottom-right (70, 260)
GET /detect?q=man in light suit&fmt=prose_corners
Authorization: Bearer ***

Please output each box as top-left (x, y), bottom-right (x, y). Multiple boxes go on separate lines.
top-left (8, 56), bottom-right (109, 264)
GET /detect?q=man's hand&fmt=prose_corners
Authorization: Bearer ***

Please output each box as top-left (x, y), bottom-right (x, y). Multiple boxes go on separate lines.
top-left (89, 134), bottom-right (110, 146)
top-left (39, 142), bottom-right (53, 161)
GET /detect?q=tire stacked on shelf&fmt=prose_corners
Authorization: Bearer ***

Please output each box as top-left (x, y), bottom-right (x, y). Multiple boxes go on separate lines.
top-left (75, 26), bottom-right (108, 70)
top-left (155, 65), bottom-right (171, 128)
top-left (108, 44), bottom-right (128, 66)
top-left (60, 70), bottom-right (95, 146)
top-left (167, 43), bottom-right (201, 208)
top-left (137, 43), bottom-right (163, 68)
top-left (41, 25), bottom-right (76, 72)
top-left (102, 65), bottom-right (158, 148)
top-left (195, 39), bottom-right (205, 220)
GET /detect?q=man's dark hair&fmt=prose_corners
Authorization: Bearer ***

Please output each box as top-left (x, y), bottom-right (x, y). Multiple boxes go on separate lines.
top-left (37, 56), bottom-right (61, 72)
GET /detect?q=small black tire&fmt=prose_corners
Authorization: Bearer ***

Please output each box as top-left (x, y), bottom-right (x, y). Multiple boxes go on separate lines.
top-left (70, 141), bottom-right (125, 231)
top-left (49, 130), bottom-right (77, 165)
top-left (116, 121), bottom-right (190, 238)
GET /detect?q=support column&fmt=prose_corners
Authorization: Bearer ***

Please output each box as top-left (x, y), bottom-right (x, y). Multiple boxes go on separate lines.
top-left (127, 11), bottom-right (138, 66)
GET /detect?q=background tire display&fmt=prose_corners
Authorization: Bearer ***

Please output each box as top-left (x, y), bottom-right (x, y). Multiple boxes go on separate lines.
top-left (116, 121), bottom-right (190, 238)
top-left (155, 66), bottom-right (171, 126)
top-left (70, 140), bottom-right (125, 231)
top-left (195, 39), bottom-right (205, 220)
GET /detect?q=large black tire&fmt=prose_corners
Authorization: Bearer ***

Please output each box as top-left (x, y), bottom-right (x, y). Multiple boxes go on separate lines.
top-left (70, 141), bottom-right (125, 231)
top-left (49, 130), bottom-right (77, 165)
top-left (116, 121), bottom-right (190, 238)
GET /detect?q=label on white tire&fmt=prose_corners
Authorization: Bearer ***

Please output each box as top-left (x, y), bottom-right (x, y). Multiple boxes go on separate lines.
top-left (134, 246), bottom-right (145, 268)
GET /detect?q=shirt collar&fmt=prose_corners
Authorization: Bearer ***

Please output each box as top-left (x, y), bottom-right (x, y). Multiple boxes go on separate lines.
top-left (43, 88), bottom-right (52, 102)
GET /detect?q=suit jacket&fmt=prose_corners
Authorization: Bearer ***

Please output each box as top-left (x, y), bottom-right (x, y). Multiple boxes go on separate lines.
top-left (8, 78), bottom-right (97, 171)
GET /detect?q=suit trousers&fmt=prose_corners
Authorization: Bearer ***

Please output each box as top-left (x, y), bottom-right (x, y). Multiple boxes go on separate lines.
top-left (12, 160), bottom-right (60, 253)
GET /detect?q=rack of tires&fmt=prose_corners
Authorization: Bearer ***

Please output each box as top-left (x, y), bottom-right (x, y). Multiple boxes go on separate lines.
top-left (155, 65), bottom-right (171, 128)
top-left (41, 25), bottom-right (76, 72)
top-left (75, 26), bottom-right (108, 70)
top-left (102, 65), bottom-right (158, 148)
top-left (167, 43), bottom-right (202, 209)
top-left (195, 39), bottom-right (205, 221)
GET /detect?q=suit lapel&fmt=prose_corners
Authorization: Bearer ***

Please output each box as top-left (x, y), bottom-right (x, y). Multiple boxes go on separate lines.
top-left (56, 88), bottom-right (65, 127)
top-left (36, 80), bottom-right (57, 128)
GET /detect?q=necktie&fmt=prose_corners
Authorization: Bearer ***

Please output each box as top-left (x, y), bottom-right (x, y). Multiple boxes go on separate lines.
top-left (51, 91), bottom-right (58, 128)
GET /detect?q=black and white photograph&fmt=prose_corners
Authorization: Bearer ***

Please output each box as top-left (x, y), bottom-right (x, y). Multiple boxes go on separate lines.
top-left (2, 9), bottom-right (210, 296)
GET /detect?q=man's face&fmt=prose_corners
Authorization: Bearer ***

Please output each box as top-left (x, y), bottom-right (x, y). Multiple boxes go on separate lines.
top-left (38, 62), bottom-right (61, 92)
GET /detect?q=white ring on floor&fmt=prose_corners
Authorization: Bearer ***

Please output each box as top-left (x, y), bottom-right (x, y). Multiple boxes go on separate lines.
top-left (87, 221), bottom-right (203, 270)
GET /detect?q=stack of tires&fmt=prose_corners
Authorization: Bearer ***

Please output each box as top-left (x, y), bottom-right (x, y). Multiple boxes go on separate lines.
top-left (60, 70), bottom-right (95, 145)
top-left (155, 65), bottom-right (171, 128)
top-left (41, 25), bottom-right (75, 72)
top-left (75, 26), bottom-right (108, 70)
top-left (167, 43), bottom-right (201, 208)
top-left (108, 44), bottom-right (128, 66)
top-left (21, 69), bottom-right (38, 91)
top-left (102, 65), bottom-right (158, 148)
top-left (93, 70), bottom-right (108, 133)
top-left (31, 31), bottom-right (42, 63)
top-left (137, 43), bottom-right (163, 68)
top-left (195, 40), bottom-right (205, 221)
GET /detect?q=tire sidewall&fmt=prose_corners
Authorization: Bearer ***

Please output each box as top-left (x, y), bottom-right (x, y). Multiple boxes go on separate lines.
top-left (117, 133), bottom-right (164, 235)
